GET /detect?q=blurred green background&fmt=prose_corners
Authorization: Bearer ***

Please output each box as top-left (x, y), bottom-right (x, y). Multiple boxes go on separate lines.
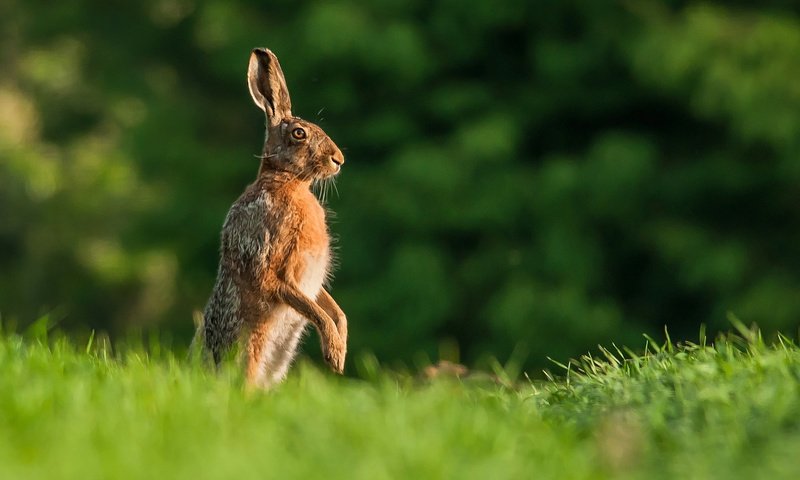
top-left (1, 0), bottom-right (799, 369)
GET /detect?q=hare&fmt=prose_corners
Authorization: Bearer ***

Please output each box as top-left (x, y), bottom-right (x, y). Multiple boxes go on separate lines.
top-left (197, 48), bottom-right (347, 388)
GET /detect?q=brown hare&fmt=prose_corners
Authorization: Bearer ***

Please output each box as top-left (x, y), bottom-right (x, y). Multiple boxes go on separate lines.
top-left (197, 48), bottom-right (347, 388)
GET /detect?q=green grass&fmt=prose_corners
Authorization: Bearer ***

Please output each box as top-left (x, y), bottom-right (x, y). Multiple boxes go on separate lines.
top-left (1, 326), bottom-right (799, 479)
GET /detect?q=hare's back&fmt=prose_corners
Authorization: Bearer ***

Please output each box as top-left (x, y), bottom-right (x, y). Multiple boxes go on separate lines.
top-left (220, 189), bottom-right (273, 269)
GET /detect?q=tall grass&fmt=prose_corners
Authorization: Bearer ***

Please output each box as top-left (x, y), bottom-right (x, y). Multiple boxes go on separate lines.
top-left (0, 325), bottom-right (798, 479)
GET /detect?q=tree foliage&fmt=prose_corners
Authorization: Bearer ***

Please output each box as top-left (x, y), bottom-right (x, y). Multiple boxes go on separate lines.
top-left (1, 1), bottom-right (799, 367)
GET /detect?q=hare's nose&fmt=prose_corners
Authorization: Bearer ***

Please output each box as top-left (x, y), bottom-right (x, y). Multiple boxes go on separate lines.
top-left (330, 152), bottom-right (344, 166)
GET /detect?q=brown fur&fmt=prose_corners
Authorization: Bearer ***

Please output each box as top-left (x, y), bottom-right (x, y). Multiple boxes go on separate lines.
top-left (198, 48), bottom-right (347, 388)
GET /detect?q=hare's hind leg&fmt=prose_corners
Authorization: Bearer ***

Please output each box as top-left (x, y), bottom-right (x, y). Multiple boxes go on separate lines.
top-left (242, 302), bottom-right (283, 386)
top-left (244, 319), bottom-right (273, 386)
top-left (260, 311), bottom-right (307, 388)
top-left (244, 306), bottom-right (304, 389)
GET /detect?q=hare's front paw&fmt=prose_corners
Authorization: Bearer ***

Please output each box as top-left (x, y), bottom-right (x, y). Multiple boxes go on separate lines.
top-left (323, 338), bottom-right (346, 374)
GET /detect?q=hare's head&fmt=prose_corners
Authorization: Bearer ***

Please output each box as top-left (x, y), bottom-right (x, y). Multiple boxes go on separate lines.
top-left (248, 48), bottom-right (344, 181)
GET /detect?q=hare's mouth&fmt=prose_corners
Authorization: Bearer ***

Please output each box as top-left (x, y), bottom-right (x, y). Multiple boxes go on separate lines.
top-left (312, 165), bottom-right (339, 181)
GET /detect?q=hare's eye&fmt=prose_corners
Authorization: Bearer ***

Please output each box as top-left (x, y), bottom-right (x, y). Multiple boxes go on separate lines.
top-left (291, 127), bottom-right (307, 140)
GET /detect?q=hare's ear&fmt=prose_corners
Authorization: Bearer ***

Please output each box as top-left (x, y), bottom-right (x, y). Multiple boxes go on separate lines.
top-left (248, 48), bottom-right (292, 126)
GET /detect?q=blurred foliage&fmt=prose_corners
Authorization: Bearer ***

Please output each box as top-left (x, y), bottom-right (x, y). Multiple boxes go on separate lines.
top-left (1, 0), bottom-right (799, 368)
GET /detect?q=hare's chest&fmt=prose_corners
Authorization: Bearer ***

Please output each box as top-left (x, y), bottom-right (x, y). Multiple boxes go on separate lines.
top-left (293, 200), bottom-right (330, 297)
top-left (297, 245), bottom-right (330, 297)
